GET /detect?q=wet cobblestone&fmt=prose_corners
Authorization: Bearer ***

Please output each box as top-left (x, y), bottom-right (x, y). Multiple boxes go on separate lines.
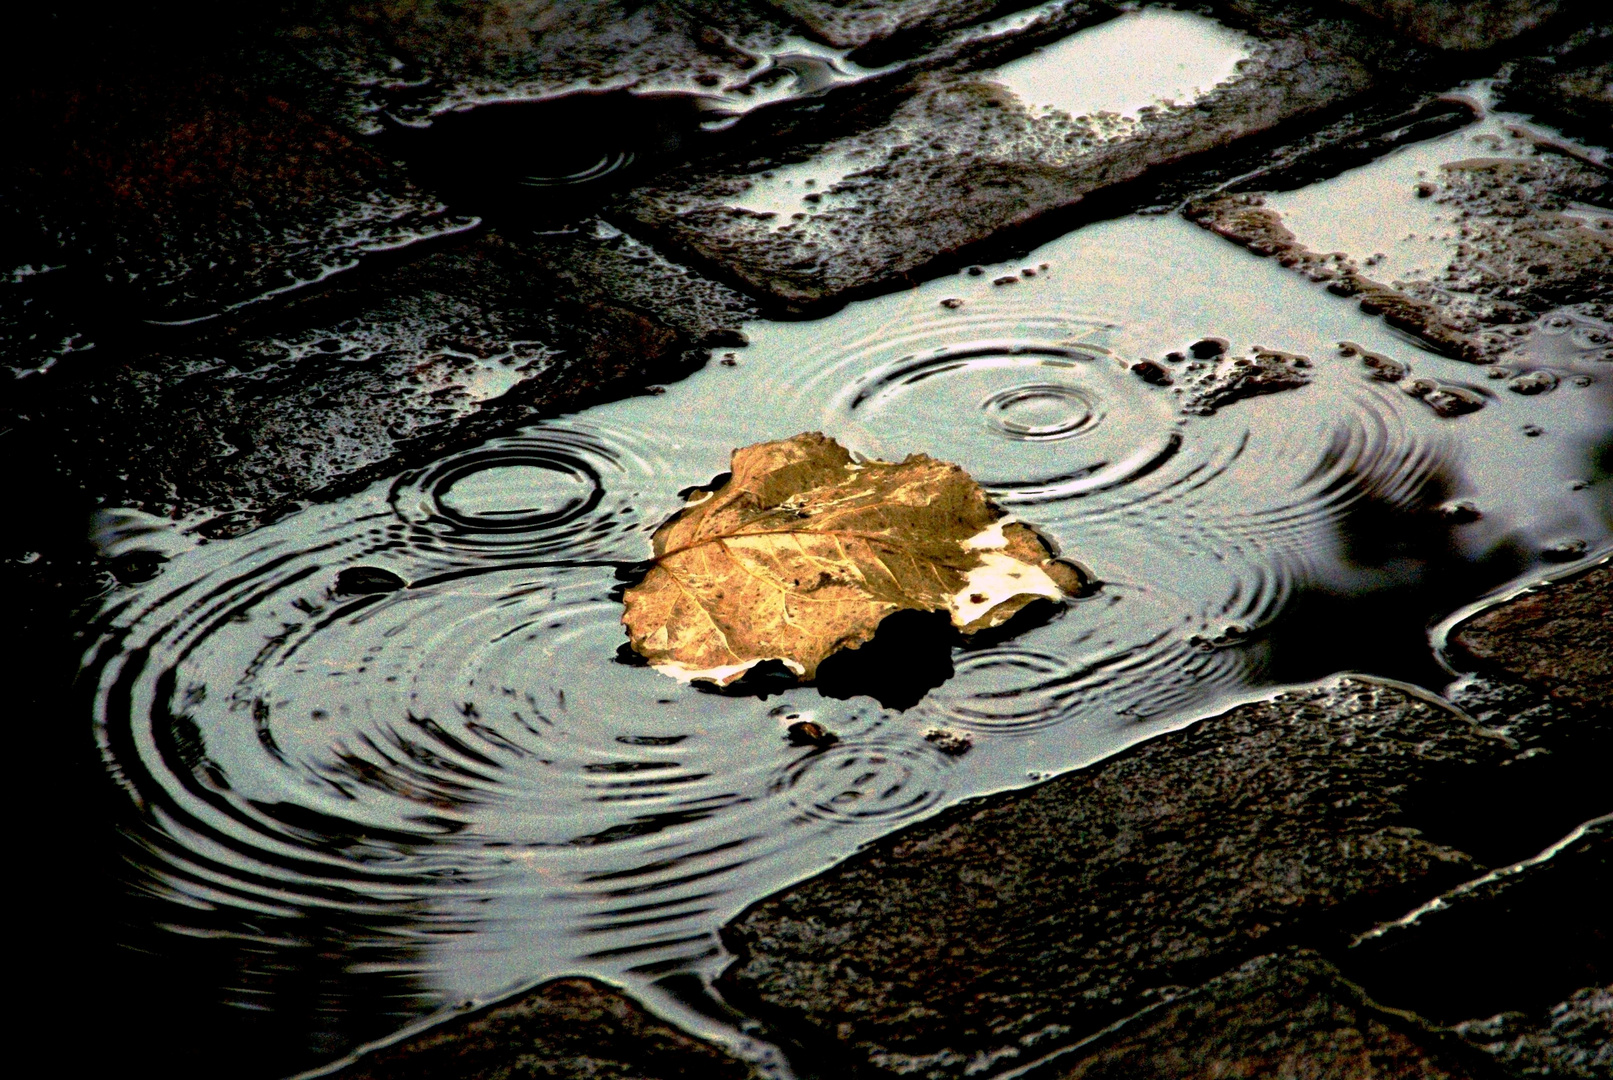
top-left (718, 678), bottom-right (1513, 1078)
top-left (7, 4), bottom-right (1610, 1079)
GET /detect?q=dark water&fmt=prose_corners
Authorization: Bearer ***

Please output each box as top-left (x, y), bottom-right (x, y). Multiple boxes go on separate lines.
top-left (82, 206), bottom-right (1613, 1075)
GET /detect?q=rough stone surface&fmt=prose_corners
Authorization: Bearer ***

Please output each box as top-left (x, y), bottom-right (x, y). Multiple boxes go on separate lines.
top-left (272, 0), bottom-right (791, 130)
top-left (1498, 18), bottom-right (1613, 147)
top-left (5, 230), bottom-right (707, 536)
top-left (1344, 817), bottom-right (1612, 1077)
top-left (1449, 561), bottom-right (1613, 715)
top-left (327, 977), bottom-right (760, 1080)
top-left (719, 678), bottom-right (1510, 1079)
top-left (524, 220), bottom-right (758, 345)
top-left (4, 76), bottom-right (467, 325)
top-left (1187, 147), bottom-right (1613, 365)
top-left (619, 11), bottom-right (1375, 308)
top-left (1046, 951), bottom-right (1490, 1079)
top-left (1455, 986), bottom-right (1613, 1080)
top-left (759, 0), bottom-right (1029, 50)
top-left (1331, 0), bottom-right (1566, 52)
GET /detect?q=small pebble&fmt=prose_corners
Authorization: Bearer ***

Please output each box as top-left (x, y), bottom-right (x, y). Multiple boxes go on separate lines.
top-left (925, 729), bottom-right (973, 757)
top-left (1131, 360), bottom-right (1173, 386)
top-left (1507, 370), bottom-right (1558, 395)
top-left (940, 297), bottom-right (964, 309)
top-left (787, 721), bottom-right (838, 748)
top-left (993, 275), bottom-right (1019, 286)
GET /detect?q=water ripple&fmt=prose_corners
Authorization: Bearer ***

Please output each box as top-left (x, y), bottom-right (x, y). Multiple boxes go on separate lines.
top-left (87, 213), bottom-right (1613, 1075)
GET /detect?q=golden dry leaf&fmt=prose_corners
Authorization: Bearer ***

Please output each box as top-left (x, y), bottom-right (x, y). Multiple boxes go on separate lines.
top-left (621, 432), bottom-right (1083, 685)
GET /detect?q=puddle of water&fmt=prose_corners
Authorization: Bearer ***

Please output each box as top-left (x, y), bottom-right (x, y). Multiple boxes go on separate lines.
top-left (87, 213), bottom-right (1612, 1077)
top-left (725, 148), bottom-right (879, 222)
top-left (1260, 92), bottom-right (1611, 296)
top-left (1261, 119), bottom-right (1517, 289)
top-left (726, 8), bottom-right (1255, 226)
top-left (987, 8), bottom-right (1252, 119)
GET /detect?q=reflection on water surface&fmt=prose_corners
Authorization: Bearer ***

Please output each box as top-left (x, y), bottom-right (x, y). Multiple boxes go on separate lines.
top-left (88, 214), bottom-right (1611, 1076)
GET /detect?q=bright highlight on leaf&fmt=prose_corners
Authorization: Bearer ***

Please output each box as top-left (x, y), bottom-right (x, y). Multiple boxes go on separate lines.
top-left (621, 432), bottom-right (1085, 686)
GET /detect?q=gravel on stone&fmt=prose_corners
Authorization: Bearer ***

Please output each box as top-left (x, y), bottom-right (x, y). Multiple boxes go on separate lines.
top-left (719, 677), bottom-right (1510, 1079)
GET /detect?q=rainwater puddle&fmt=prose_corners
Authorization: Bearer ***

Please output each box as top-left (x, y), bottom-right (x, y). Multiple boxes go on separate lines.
top-left (726, 7), bottom-right (1254, 226)
top-left (988, 8), bottom-right (1252, 119)
top-left (726, 149), bottom-right (876, 223)
top-left (1260, 91), bottom-right (1610, 287)
top-left (88, 214), bottom-right (1612, 1077)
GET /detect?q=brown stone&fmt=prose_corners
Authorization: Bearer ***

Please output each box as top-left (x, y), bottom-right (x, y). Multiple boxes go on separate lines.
top-left (328, 977), bottom-right (759, 1080)
top-left (619, 11), bottom-right (1375, 309)
top-left (719, 678), bottom-right (1509, 1079)
top-left (1332, 0), bottom-right (1567, 52)
top-left (1450, 561), bottom-right (1613, 716)
top-left (1047, 951), bottom-right (1492, 1080)
top-left (1186, 149), bottom-right (1613, 366)
top-left (758, 0), bottom-right (1031, 50)
top-left (5, 76), bottom-right (463, 321)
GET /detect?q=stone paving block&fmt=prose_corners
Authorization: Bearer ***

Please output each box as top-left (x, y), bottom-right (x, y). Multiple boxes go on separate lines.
top-left (718, 678), bottom-right (1510, 1079)
top-left (617, 6), bottom-right (1377, 309)
top-left (1186, 122), bottom-right (1613, 365)
top-left (5, 229), bottom-right (726, 539)
top-left (1455, 986), bottom-right (1612, 1080)
top-left (327, 976), bottom-right (760, 1080)
top-left (1449, 561), bottom-right (1613, 716)
top-left (1419, 673), bottom-right (1613, 872)
top-left (4, 75), bottom-right (468, 325)
top-left (1343, 817), bottom-right (1612, 1078)
top-left (1045, 951), bottom-right (1494, 1079)
top-left (1329, 0), bottom-right (1568, 53)
top-left (1498, 17), bottom-right (1613, 148)
top-left (758, 0), bottom-right (1033, 50)
top-left (274, 0), bottom-right (792, 130)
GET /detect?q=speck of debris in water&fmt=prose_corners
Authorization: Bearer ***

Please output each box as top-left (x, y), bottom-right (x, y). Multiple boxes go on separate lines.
top-left (1541, 538), bottom-right (1588, 562)
top-left (1132, 360), bottom-right (1174, 385)
top-left (787, 721), bottom-right (838, 748)
top-left (334, 566), bottom-right (407, 595)
top-left (925, 729), bottom-right (972, 756)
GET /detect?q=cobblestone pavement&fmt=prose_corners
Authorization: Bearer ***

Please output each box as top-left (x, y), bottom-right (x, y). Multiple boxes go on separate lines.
top-left (6, 2), bottom-right (1608, 1078)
